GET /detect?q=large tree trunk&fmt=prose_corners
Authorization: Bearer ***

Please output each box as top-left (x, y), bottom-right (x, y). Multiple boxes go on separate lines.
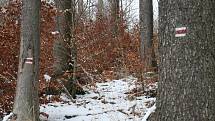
top-left (54, 0), bottom-right (77, 97)
top-left (53, 0), bottom-right (72, 76)
top-left (13, 0), bottom-right (41, 120)
top-left (139, 0), bottom-right (156, 69)
top-left (153, 0), bottom-right (215, 121)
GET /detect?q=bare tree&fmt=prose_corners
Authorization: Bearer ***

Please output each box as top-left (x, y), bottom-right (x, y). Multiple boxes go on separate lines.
top-left (13, 0), bottom-right (41, 120)
top-left (152, 0), bottom-right (215, 120)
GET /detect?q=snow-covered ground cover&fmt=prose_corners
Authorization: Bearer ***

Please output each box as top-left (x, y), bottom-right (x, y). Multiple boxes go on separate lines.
top-left (40, 76), bottom-right (156, 121)
top-left (2, 76), bottom-right (156, 121)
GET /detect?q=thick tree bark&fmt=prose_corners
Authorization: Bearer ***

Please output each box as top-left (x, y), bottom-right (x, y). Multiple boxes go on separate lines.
top-left (153, 0), bottom-right (215, 121)
top-left (139, 0), bottom-right (156, 69)
top-left (13, 0), bottom-right (41, 121)
top-left (54, 0), bottom-right (77, 97)
top-left (53, 0), bottom-right (72, 76)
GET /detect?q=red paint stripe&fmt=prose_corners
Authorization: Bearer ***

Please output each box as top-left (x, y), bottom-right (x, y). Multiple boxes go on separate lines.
top-left (25, 58), bottom-right (33, 64)
top-left (176, 29), bottom-right (187, 34)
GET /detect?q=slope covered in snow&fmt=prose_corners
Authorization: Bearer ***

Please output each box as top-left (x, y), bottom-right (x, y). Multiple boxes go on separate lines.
top-left (40, 77), bottom-right (156, 121)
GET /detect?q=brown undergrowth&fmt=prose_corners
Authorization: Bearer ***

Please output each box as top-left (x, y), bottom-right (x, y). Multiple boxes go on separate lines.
top-left (0, 0), bottom-right (158, 117)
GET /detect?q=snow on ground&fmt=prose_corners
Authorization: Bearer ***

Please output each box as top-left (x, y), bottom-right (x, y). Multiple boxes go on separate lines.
top-left (40, 76), bottom-right (156, 121)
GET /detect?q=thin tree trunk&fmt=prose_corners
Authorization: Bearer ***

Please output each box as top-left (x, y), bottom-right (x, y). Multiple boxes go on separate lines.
top-left (97, 0), bottom-right (104, 20)
top-left (69, 0), bottom-right (77, 98)
top-left (13, 0), bottom-right (41, 120)
top-left (87, 0), bottom-right (92, 21)
top-left (110, 0), bottom-right (120, 37)
top-left (153, 0), bottom-right (215, 121)
top-left (78, 0), bottom-right (84, 17)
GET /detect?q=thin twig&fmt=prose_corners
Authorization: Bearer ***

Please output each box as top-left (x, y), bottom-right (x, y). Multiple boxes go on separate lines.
top-left (0, 74), bottom-right (9, 81)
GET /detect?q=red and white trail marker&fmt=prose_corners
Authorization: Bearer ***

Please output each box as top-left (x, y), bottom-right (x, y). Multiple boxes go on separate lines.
top-left (25, 58), bottom-right (33, 64)
top-left (175, 27), bottom-right (187, 37)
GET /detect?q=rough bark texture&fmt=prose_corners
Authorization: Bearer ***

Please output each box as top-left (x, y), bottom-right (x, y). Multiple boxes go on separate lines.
top-left (53, 0), bottom-right (72, 76)
top-left (54, 0), bottom-right (77, 97)
top-left (153, 0), bottom-right (215, 121)
top-left (139, 0), bottom-right (156, 69)
top-left (13, 0), bottom-right (41, 120)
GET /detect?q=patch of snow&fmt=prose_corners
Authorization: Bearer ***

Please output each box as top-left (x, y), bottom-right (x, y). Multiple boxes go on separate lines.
top-left (142, 104), bottom-right (156, 121)
top-left (2, 112), bottom-right (13, 121)
top-left (42, 77), bottom-right (157, 121)
top-left (51, 31), bottom-right (59, 35)
top-left (44, 73), bottom-right (51, 82)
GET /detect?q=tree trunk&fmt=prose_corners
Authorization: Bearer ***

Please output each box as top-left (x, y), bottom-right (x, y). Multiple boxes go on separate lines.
top-left (139, 0), bottom-right (156, 69)
top-left (13, 0), bottom-right (41, 121)
top-left (54, 0), bottom-right (77, 98)
top-left (87, 0), bottom-right (92, 21)
top-left (53, 0), bottom-right (72, 76)
top-left (110, 0), bottom-right (120, 37)
top-left (78, 0), bottom-right (84, 17)
top-left (153, 0), bottom-right (215, 121)
top-left (97, 0), bottom-right (104, 20)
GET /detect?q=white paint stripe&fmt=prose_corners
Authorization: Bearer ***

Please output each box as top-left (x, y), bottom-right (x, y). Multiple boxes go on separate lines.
top-left (25, 61), bottom-right (33, 64)
top-left (175, 33), bottom-right (186, 37)
top-left (175, 27), bottom-right (186, 31)
top-left (26, 58), bottom-right (33, 60)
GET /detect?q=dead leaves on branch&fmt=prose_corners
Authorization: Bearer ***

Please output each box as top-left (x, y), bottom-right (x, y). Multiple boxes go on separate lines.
top-left (0, 0), bottom-right (158, 117)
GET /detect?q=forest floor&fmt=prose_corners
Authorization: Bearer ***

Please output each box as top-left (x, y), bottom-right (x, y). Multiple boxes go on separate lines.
top-left (2, 76), bottom-right (157, 121)
top-left (38, 76), bottom-right (156, 121)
